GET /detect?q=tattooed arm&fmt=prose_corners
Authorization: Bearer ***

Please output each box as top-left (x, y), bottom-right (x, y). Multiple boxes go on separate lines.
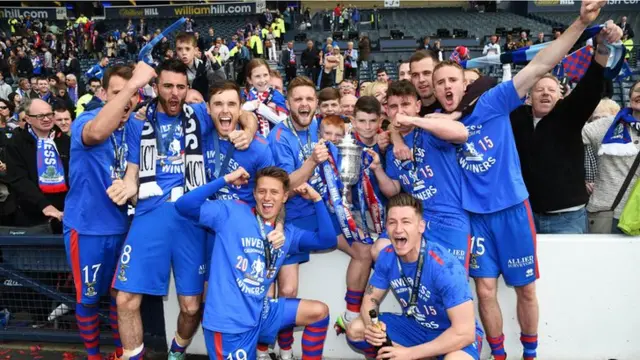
top-left (361, 283), bottom-right (388, 327)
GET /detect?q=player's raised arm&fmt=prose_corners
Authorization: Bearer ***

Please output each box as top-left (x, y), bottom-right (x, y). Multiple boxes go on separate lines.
top-left (293, 183), bottom-right (339, 251)
top-left (513, 0), bottom-right (606, 99)
top-left (83, 62), bottom-right (156, 146)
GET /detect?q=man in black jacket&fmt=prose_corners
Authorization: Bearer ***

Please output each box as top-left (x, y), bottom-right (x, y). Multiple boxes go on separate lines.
top-left (301, 40), bottom-right (320, 83)
top-left (16, 48), bottom-right (33, 79)
top-left (510, 20), bottom-right (623, 234)
top-left (280, 41), bottom-right (297, 85)
top-left (4, 98), bottom-right (69, 226)
top-left (618, 16), bottom-right (634, 39)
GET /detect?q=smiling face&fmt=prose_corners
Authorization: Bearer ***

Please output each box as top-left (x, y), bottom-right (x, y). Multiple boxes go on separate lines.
top-left (254, 176), bottom-right (288, 222)
top-left (209, 89), bottom-right (240, 137)
top-left (386, 205), bottom-right (425, 259)
top-left (531, 76), bottom-right (561, 118)
top-left (287, 85), bottom-right (317, 129)
top-left (38, 79), bottom-right (49, 95)
top-left (630, 82), bottom-right (640, 114)
top-left (155, 70), bottom-right (188, 117)
top-left (340, 95), bottom-right (357, 117)
top-left (319, 99), bottom-right (340, 117)
top-left (249, 64), bottom-right (271, 92)
top-left (353, 110), bottom-right (381, 142)
top-left (411, 57), bottom-right (436, 101)
top-left (433, 64), bottom-right (465, 113)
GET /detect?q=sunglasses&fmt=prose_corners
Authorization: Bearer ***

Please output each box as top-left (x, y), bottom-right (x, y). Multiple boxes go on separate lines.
top-left (0, 106), bottom-right (7, 110)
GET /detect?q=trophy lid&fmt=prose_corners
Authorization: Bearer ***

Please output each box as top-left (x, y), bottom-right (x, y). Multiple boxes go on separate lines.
top-left (337, 128), bottom-right (361, 151)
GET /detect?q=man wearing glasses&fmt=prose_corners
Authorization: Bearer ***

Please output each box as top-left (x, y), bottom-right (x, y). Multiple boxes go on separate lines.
top-left (338, 80), bottom-right (356, 97)
top-left (4, 98), bottom-right (69, 225)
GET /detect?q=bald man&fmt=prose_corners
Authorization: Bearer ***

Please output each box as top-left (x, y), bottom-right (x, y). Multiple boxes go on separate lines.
top-left (340, 94), bottom-right (357, 117)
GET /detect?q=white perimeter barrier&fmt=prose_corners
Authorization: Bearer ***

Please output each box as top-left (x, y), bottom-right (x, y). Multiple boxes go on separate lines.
top-left (164, 235), bottom-right (640, 359)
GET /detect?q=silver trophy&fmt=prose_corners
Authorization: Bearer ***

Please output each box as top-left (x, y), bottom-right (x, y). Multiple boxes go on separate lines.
top-left (336, 128), bottom-right (363, 207)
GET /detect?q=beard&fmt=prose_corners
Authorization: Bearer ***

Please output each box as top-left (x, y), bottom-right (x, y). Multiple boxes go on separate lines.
top-left (291, 109), bottom-right (313, 129)
top-left (158, 95), bottom-right (184, 117)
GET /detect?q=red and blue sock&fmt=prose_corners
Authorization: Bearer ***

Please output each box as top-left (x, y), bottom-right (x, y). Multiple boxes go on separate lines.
top-left (278, 327), bottom-right (294, 351)
top-left (301, 315), bottom-right (329, 360)
top-left (521, 332), bottom-right (538, 360)
top-left (345, 288), bottom-right (364, 313)
top-left (347, 338), bottom-right (377, 359)
top-left (109, 296), bottom-right (123, 358)
top-left (487, 334), bottom-right (507, 360)
top-left (76, 303), bottom-right (101, 360)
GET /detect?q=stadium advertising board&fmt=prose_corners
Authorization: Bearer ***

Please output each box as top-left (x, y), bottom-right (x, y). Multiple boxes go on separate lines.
top-left (105, 2), bottom-right (257, 18)
top-left (528, 0), bottom-right (640, 12)
top-left (0, 7), bottom-right (67, 20)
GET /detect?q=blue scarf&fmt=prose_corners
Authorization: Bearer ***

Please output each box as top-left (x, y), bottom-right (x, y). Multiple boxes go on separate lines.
top-left (600, 107), bottom-right (640, 157)
top-left (30, 127), bottom-right (67, 194)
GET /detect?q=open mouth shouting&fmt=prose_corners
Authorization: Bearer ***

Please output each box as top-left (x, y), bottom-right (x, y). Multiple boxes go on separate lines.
top-left (393, 235), bottom-right (409, 250)
top-left (260, 201), bottom-right (275, 217)
top-left (218, 115), bottom-right (233, 132)
top-left (444, 90), bottom-right (455, 107)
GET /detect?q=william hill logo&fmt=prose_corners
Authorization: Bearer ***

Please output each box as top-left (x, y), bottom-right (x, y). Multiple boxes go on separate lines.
top-left (118, 8), bottom-right (158, 17)
top-left (173, 4), bottom-right (253, 16)
top-left (534, 0), bottom-right (575, 5)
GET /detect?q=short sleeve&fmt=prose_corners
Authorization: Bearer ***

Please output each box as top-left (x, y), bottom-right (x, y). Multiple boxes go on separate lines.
top-left (423, 130), bottom-right (450, 149)
top-left (125, 116), bottom-right (144, 165)
top-left (384, 147), bottom-right (400, 180)
top-left (269, 133), bottom-right (297, 173)
top-left (476, 80), bottom-right (523, 116)
top-left (369, 249), bottom-right (392, 290)
top-left (193, 102), bottom-right (213, 137)
top-left (433, 255), bottom-right (473, 310)
top-left (256, 141), bottom-right (275, 170)
top-left (71, 111), bottom-right (94, 150)
top-left (199, 200), bottom-right (230, 231)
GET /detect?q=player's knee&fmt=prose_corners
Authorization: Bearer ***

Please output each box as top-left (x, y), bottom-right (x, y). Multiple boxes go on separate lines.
top-left (515, 282), bottom-right (537, 303)
top-left (278, 283), bottom-right (298, 298)
top-left (475, 279), bottom-right (498, 301)
top-left (307, 300), bottom-right (329, 322)
top-left (116, 291), bottom-right (142, 312)
top-left (353, 243), bottom-right (373, 262)
top-left (345, 317), bottom-right (365, 341)
top-left (371, 238), bottom-right (390, 261)
top-left (179, 297), bottom-right (202, 317)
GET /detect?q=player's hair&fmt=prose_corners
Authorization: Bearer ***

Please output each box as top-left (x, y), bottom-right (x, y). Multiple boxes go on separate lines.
top-left (246, 58), bottom-right (271, 81)
top-left (464, 68), bottom-right (482, 76)
top-left (156, 59), bottom-right (188, 78)
top-left (354, 96), bottom-right (382, 116)
top-left (102, 64), bottom-right (134, 90)
top-left (433, 60), bottom-right (465, 79)
top-left (376, 67), bottom-right (387, 75)
top-left (256, 166), bottom-right (290, 192)
top-left (629, 79), bottom-right (640, 96)
top-left (318, 87), bottom-right (340, 104)
top-left (287, 76), bottom-right (316, 98)
top-left (387, 80), bottom-right (419, 100)
top-left (269, 69), bottom-right (282, 80)
top-left (209, 81), bottom-right (241, 103)
top-left (387, 193), bottom-right (423, 217)
top-left (88, 77), bottom-right (101, 85)
top-left (52, 102), bottom-right (70, 114)
top-left (320, 115), bottom-right (346, 133)
top-left (175, 32), bottom-right (197, 47)
top-left (409, 49), bottom-right (440, 68)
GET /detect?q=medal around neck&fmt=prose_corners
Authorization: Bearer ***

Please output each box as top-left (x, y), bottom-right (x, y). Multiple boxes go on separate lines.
top-left (336, 129), bottom-right (362, 207)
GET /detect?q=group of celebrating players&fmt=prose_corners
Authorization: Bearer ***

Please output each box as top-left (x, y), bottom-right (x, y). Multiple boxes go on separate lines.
top-left (54, 1), bottom-right (624, 359)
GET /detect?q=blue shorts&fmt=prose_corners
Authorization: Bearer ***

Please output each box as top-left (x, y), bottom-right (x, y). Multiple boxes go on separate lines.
top-left (425, 220), bottom-right (471, 271)
top-left (203, 298), bottom-right (299, 359)
top-left (113, 202), bottom-right (207, 296)
top-left (63, 227), bottom-right (125, 305)
top-left (469, 200), bottom-right (539, 287)
top-left (380, 313), bottom-right (482, 360)
top-left (283, 214), bottom-right (339, 265)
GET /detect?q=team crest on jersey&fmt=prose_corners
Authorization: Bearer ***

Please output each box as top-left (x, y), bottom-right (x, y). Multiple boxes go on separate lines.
top-left (469, 254), bottom-right (479, 270)
top-left (460, 142), bottom-right (484, 162)
top-left (117, 264), bottom-right (128, 282)
top-left (243, 258), bottom-right (266, 286)
top-left (84, 281), bottom-right (97, 297)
